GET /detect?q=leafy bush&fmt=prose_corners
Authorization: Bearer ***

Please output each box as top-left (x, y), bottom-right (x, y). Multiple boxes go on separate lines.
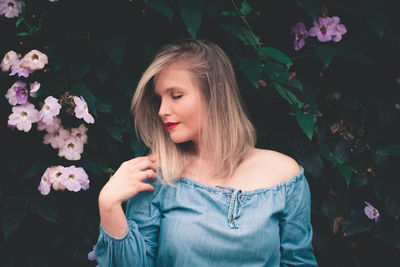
top-left (1, 0), bottom-right (399, 266)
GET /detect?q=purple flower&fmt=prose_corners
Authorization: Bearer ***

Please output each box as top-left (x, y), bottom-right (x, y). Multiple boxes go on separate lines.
top-left (331, 16), bottom-right (347, 42)
top-left (308, 17), bottom-right (337, 42)
top-left (1, 50), bottom-right (18, 71)
top-left (88, 247), bottom-right (96, 261)
top-left (74, 96), bottom-right (94, 124)
top-left (15, 86), bottom-right (28, 104)
top-left (9, 59), bottom-right (34, 77)
top-left (0, 0), bottom-right (23, 18)
top-left (5, 81), bottom-right (26, 105)
top-left (364, 201), bottom-right (380, 223)
top-left (58, 136), bottom-right (84, 161)
top-left (7, 102), bottom-right (39, 132)
top-left (39, 96), bottom-right (62, 125)
top-left (60, 166), bottom-right (90, 192)
top-left (290, 22), bottom-right (308, 50)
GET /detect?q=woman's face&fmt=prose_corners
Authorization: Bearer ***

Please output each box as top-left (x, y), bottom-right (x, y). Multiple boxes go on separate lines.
top-left (154, 63), bottom-right (207, 146)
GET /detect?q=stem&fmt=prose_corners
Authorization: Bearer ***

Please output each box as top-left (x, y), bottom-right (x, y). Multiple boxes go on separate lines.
top-left (231, 0), bottom-right (262, 50)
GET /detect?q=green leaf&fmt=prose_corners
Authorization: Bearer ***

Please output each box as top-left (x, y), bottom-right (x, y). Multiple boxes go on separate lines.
top-left (68, 59), bottom-right (92, 81)
top-left (218, 23), bottom-right (260, 49)
top-left (147, 0), bottom-right (173, 23)
top-left (295, 111), bottom-right (314, 140)
top-left (316, 46), bottom-right (335, 68)
top-left (16, 17), bottom-right (23, 28)
top-left (2, 199), bottom-right (27, 239)
top-left (95, 98), bottom-right (113, 113)
top-left (364, 0), bottom-right (387, 38)
top-left (375, 144), bottom-right (400, 156)
top-left (16, 32), bottom-right (29, 36)
top-left (80, 158), bottom-right (104, 176)
top-left (93, 58), bottom-right (112, 83)
top-left (101, 35), bottom-right (126, 67)
top-left (240, 0), bottom-right (252, 16)
top-left (221, 11), bottom-right (238, 16)
top-left (105, 124), bottom-right (124, 142)
top-left (21, 159), bottom-right (50, 181)
top-left (341, 209), bottom-right (374, 237)
top-left (273, 83), bottom-right (302, 108)
top-left (239, 57), bottom-right (262, 88)
top-left (320, 149), bottom-right (342, 165)
top-left (281, 78), bottom-right (303, 92)
top-left (258, 47), bottom-right (292, 68)
top-left (26, 192), bottom-right (58, 224)
top-left (296, 0), bottom-right (321, 20)
top-left (338, 164), bottom-right (354, 187)
top-left (180, 0), bottom-right (203, 39)
top-left (335, 47), bottom-right (372, 65)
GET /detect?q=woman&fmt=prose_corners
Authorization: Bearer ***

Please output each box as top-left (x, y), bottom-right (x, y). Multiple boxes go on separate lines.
top-left (94, 39), bottom-right (317, 266)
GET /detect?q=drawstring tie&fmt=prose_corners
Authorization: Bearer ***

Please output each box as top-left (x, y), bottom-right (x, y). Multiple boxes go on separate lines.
top-left (227, 189), bottom-right (243, 229)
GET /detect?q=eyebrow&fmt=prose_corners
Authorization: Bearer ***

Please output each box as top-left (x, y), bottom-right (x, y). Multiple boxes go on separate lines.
top-left (154, 87), bottom-right (183, 96)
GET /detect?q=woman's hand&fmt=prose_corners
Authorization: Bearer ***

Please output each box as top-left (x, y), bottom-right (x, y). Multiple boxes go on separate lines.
top-left (99, 155), bottom-right (157, 209)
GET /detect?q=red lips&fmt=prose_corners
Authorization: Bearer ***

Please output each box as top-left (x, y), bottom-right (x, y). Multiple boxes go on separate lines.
top-left (164, 122), bottom-right (179, 130)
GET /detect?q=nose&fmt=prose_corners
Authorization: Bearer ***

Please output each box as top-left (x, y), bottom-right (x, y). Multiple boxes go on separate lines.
top-left (158, 98), bottom-right (171, 118)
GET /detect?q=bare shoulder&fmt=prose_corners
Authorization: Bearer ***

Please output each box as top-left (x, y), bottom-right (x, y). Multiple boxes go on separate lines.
top-left (246, 148), bottom-right (301, 186)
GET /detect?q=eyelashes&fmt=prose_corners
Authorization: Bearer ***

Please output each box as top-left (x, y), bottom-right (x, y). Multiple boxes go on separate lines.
top-left (172, 95), bottom-right (182, 99)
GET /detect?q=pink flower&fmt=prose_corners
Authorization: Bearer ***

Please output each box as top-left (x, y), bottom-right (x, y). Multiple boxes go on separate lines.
top-left (331, 16), bottom-right (347, 42)
top-left (73, 96), bottom-right (94, 124)
top-left (9, 59), bottom-right (34, 77)
top-left (20, 49), bottom-right (49, 71)
top-left (37, 116), bottom-right (61, 133)
top-left (60, 166), bottom-right (90, 192)
top-left (15, 86), bottom-right (28, 104)
top-left (38, 168), bottom-right (51, 195)
top-left (58, 136), bottom-right (84, 160)
top-left (39, 96), bottom-right (62, 125)
top-left (0, 0), bottom-right (23, 18)
top-left (30, 81), bottom-right (40, 97)
top-left (1, 50), bottom-right (18, 71)
top-left (5, 81), bottom-right (26, 105)
top-left (8, 103), bottom-right (39, 132)
top-left (308, 17), bottom-right (337, 42)
top-left (43, 127), bottom-right (69, 149)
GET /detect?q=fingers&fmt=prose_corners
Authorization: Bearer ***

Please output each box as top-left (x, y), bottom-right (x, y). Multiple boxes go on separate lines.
top-left (136, 183), bottom-right (155, 192)
top-left (133, 158), bottom-right (156, 172)
top-left (136, 168), bottom-right (157, 182)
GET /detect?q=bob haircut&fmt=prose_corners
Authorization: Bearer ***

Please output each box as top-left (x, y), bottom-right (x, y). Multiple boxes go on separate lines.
top-left (131, 39), bottom-right (256, 185)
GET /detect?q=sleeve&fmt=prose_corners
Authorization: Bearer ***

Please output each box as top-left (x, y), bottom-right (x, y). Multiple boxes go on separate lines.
top-left (279, 172), bottom-right (318, 267)
top-left (93, 179), bottom-right (163, 267)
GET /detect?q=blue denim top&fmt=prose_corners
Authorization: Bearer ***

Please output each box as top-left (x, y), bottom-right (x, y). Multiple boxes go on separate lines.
top-left (94, 165), bottom-right (317, 266)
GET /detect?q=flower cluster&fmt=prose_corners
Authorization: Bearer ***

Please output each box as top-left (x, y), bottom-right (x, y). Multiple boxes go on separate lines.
top-left (290, 16), bottom-right (347, 50)
top-left (2, 49), bottom-right (95, 195)
top-left (38, 165), bottom-right (90, 195)
top-left (0, 0), bottom-right (23, 18)
top-left (1, 50), bottom-right (48, 77)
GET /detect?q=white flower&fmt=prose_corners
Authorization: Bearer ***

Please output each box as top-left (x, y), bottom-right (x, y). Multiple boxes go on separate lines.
top-left (37, 116), bottom-right (61, 133)
top-left (29, 81), bottom-right (40, 97)
top-left (74, 96), bottom-right (94, 124)
top-left (1, 50), bottom-right (18, 71)
top-left (39, 96), bottom-right (61, 125)
top-left (5, 80), bottom-right (26, 106)
top-left (58, 136), bottom-right (84, 160)
top-left (48, 165), bottom-right (67, 191)
top-left (0, 0), bottom-right (23, 18)
top-left (20, 49), bottom-right (49, 71)
top-left (60, 166), bottom-right (90, 192)
top-left (43, 127), bottom-right (69, 149)
top-left (8, 103), bottom-right (39, 132)
top-left (70, 124), bottom-right (88, 144)
top-left (38, 168), bottom-right (51, 195)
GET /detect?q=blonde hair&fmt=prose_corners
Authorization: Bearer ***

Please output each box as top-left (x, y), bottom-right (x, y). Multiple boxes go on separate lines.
top-left (131, 39), bottom-right (256, 185)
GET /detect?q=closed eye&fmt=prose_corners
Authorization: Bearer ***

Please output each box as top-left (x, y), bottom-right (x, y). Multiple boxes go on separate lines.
top-left (172, 95), bottom-right (182, 99)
